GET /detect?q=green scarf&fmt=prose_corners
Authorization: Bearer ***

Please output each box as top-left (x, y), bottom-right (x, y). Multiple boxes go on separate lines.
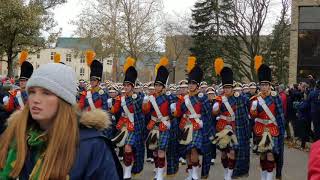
top-left (0, 127), bottom-right (47, 180)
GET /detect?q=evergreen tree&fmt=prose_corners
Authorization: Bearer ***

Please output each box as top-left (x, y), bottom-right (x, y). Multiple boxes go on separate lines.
top-left (190, 0), bottom-right (222, 82)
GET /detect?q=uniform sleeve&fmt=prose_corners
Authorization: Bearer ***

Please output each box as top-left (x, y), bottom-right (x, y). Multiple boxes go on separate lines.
top-left (84, 138), bottom-right (120, 180)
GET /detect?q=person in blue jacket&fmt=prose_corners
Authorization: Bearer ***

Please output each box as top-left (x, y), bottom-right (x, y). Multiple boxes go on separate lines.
top-left (308, 80), bottom-right (320, 141)
top-left (0, 63), bottom-right (122, 180)
top-left (296, 82), bottom-right (311, 150)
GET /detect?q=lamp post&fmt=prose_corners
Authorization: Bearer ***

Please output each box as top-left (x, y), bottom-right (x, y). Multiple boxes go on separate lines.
top-left (172, 60), bottom-right (176, 83)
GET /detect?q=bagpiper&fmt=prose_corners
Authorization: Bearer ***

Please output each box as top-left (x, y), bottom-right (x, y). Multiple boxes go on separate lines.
top-left (78, 50), bottom-right (108, 111)
top-left (173, 55), bottom-right (214, 180)
top-left (110, 57), bottom-right (145, 180)
top-left (142, 57), bottom-right (178, 179)
top-left (4, 51), bottom-right (33, 112)
top-left (249, 56), bottom-right (285, 180)
top-left (211, 58), bottom-right (250, 180)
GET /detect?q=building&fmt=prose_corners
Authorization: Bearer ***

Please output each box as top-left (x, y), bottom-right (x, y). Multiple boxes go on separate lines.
top-left (116, 53), bottom-right (161, 83)
top-left (165, 35), bottom-right (193, 83)
top-left (0, 37), bottom-right (113, 81)
top-left (290, 0), bottom-right (320, 84)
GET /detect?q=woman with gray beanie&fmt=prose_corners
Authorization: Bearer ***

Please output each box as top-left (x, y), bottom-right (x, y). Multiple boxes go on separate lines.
top-left (0, 63), bottom-right (122, 180)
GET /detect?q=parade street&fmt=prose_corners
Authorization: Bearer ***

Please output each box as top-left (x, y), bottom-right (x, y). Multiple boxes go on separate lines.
top-left (134, 145), bottom-right (308, 180)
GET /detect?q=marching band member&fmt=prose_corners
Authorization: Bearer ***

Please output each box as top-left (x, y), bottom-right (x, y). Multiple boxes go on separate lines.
top-left (78, 50), bottom-right (108, 111)
top-left (4, 51), bottom-right (33, 112)
top-left (249, 56), bottom-right (285, 180)
top-left (110, 57), bottom-right (145, 180)
top-left (173, 56), bottom-right (214, 180)
top-left (211, 58), bottom-right (250, 180)
top-left (142, 57), bottom-right (176, 179)
top-left (206, 87), bottom-right (217, 165)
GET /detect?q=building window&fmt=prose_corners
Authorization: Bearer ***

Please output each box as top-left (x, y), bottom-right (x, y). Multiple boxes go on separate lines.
top-left (107, 59), bottom-right (113, 65)
top-left (50, 52), bottom-right (56, 61)
top-left (37, 53), bottom-right (40, 59)
top-left (66, 54), bottom-right (72, 62)
top-left (80, 55), bottom-right (85, 63)
top-left (80, 67), bottom-right (85, 76)
top-left (297, 6), bottom-right (320, 82)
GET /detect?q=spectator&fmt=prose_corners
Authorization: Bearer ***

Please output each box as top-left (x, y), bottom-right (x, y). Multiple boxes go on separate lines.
top-left (297, 82), bottom-right (311, 150)
top-left (287, 84), bottom-right (300, 139)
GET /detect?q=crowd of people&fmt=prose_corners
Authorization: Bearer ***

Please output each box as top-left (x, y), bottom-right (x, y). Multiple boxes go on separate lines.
top-left (0, 51), bottom-right (319, 180)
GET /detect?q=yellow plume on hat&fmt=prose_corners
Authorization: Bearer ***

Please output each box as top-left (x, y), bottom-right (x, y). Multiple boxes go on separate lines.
top-left (254, 55), bottom-right (263, 73)
top-left (19, 51), bottom-right (28, 65)
top-left (86, 50), bottom-right (96, 66)
top-left (123, 56), bottom-right (135, 73)
top-left (54, 53), bottom-right (61, 63)
top-left (214, 57), bottom-right (224, 76)
top-left (154, 64), bottom-right (160, 75)
top-left (187, 55), bottom-right (196, 73)
top-left (155, 56), bottom-right (169, 75)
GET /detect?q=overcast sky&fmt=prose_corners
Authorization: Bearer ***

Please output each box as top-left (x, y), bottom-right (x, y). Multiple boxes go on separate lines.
top-left (53, 0), bottom-right (286, 37)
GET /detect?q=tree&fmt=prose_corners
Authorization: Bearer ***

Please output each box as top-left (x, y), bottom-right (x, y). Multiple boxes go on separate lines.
top-left (0, 0), bottom-right (66, 77)
top-left (164, 13), bottom-right (192, 83)
top-left (190, 0), bottom-right (289, 82)
top-left (190, 0), bottom-right (224, 82)
top-left (73, 0), bottom-right (163, 81)
top-left (263, 0), bottom-right (290, 84)
top-left (220, 0), bottom-right (271, 81)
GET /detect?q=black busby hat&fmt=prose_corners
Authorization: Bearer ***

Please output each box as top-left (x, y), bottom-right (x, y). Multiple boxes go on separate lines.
top-left (86, 50), bottom-right (103, 81)
top-left (214, 57), bottom-right (233, 87)
top-left (90, 60), bottom-right (103, 80)
top-left (254, 56), bottom-right (272, 84)
top-left (19, 51), bottom-right (33, 80)
top-left (154, 57), bottom-right (169, 86)
top-left (220, 67), bottom-right (233, 87)
top-left (187, 56), bottom-right (203, 85)
top-left (123, 57), bottom-right (137, 85)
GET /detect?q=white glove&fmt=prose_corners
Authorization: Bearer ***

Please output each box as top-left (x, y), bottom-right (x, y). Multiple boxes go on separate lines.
top-left (198, 120), bottom-right (203, 128)
top-left (107, 98), bottom-right (113, 108)
top-left (212, 102), bottom-right (219, 112)
top-left (143, 96), bottom-right (149, 103)
top-left (2, 96), bottom-right (9, 105)
top-left (251, 100), bottom-right (258, 111)
top-left (170, 103), bottom-right (176, 112)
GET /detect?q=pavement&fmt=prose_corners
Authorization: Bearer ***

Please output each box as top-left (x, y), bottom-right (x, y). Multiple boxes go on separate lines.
top-left (125, 145), bottom-right (308, 180)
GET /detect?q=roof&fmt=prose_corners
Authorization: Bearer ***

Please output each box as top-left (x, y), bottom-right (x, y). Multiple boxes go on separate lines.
top-left (56, 37), bottom-right (100, 50)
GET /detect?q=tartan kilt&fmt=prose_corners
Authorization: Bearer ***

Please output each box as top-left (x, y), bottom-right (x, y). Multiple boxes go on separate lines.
top-left (158, 129), bottom-right (170, 150)
top-left (182, 129), bottom-right (203, 154)
top-left (125, 131), bottom-right (137, 146)
top-left (166, 118), bottom-right (180, 176)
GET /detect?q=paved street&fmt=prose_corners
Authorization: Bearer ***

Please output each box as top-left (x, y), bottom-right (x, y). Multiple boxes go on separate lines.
top-left (127, 146), bottom-right (308, 180)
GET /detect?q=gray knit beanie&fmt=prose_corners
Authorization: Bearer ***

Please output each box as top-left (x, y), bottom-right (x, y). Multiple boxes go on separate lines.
top-left (26, 63), bottom-right (77, 105)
